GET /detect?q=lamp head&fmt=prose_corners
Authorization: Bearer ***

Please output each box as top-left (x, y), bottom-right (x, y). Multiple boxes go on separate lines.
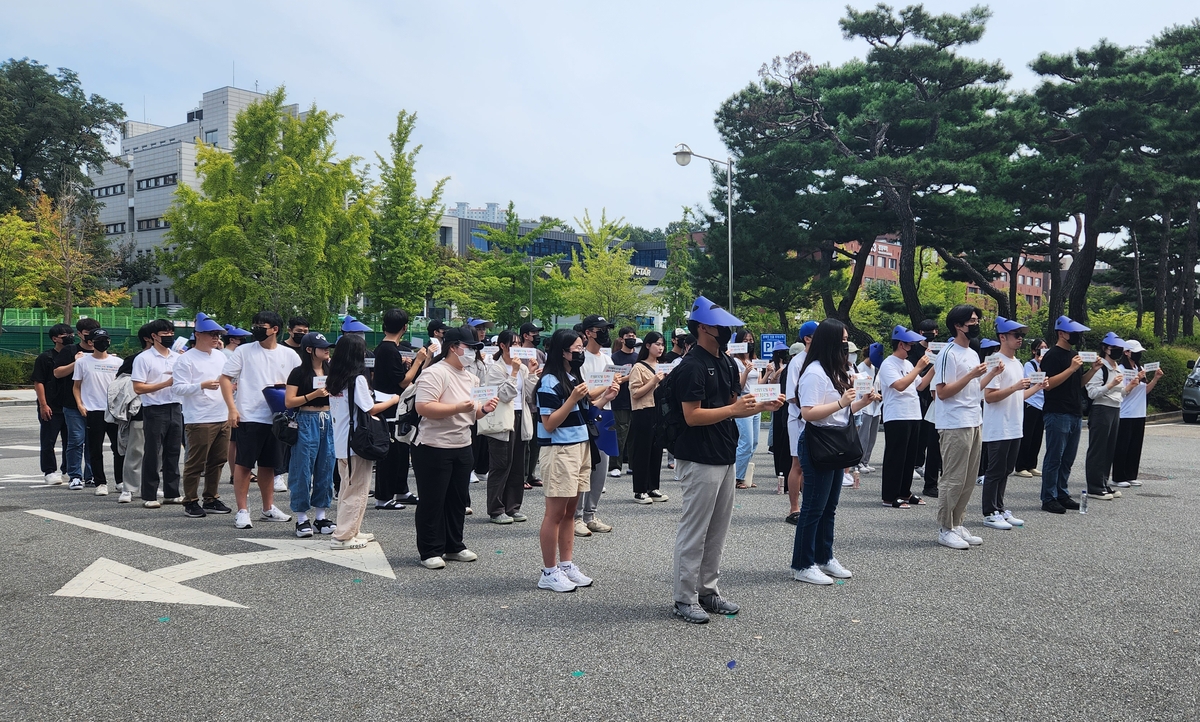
top-left (673, 144), bottom-right (693, 166)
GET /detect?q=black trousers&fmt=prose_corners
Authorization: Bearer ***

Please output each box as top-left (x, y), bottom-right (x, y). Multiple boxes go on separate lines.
top-left (982, 437), bottom-right (1020, 516)
top-left (771, 409), bottom-right (791, 476)
top-left (882, 419), bottom-right (921, 502)
top-left (39, 408), bottom-right (67, 475)
top-left (628, 407), bottom-right (663, 494)
top-left (141, 403), bottom-right (182, 500)
top-left (374, 434), bottom-right (412, 501)
top-left (86, 410), bottom-right (123, 487)
top-left (1016, 404), bottom-right (1044, 472)
top-left (471, 424), bottom-right (490, 475)
top-left (485, 411), bottom-right (525, 517)
top-left (920, 420), bottom-right (942, 492)
top-left (412, 444), bottom-right (472, 559)
top-left (1112, 416), bottom-right (1146, 483)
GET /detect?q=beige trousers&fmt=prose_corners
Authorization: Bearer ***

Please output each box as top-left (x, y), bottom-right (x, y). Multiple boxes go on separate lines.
top-left (333, 457), bottom-right (374, 541)
top-left (937, 426), bottom-right (981, 530)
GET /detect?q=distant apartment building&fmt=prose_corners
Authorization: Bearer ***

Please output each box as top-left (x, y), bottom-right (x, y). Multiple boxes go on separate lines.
top-left (446, 202), bottom-right (506, 224)
top-left (86, 86), bottom-right (291, 308)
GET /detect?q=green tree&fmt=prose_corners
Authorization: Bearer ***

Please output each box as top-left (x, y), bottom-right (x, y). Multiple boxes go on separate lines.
top-left (468, 202), bottom-right (562, 327)
top-left (659, 207), bottom-right (697, 331)
top-left (0, 208), bottom-right (47, 331)
top-left (29, 187), bottom-right (111, 323)
top-left (0, 58), bottom-right (125, 211)
top-left (366, 110), bottom-right (447, 315)
top-left (160, 87), bottom-right (372, 327)
top-left (563, 209), bottom-right (649, 323)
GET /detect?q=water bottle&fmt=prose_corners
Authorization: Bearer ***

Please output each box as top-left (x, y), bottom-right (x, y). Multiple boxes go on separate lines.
top-left (776, 474), bottom-right (785, 495)
top-left (1080, 491), bottom-right (1088, 515)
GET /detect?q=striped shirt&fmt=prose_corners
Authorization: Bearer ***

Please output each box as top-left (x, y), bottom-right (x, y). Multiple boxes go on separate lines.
top-left (536, 373), bottom-right (589, 446)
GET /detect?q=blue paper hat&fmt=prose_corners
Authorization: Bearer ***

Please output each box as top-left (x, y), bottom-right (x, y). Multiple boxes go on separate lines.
top-left (688, 296), bottom-right (743, 327)
top-left (194, 313), bottom-right (223, 334)
top-left (223, 324), bottom-right (252, 337)
top-left (1054, 315), bottom-right (1090, 333)
top-left (341, 315), bottom-right (372, 333)
top-left (770, 341), bottom-right (790, 354)
top-left (797, 321), bottom-right (819, 341)
top-left (868, 342), bottom-right (885, 367)
top-left (994, 316), bottom-right (1028, 334)
top-left (890, 325), bottom-right (925, 343)
top-left (980, 338), bottom-right (1001, 349)
top-left (1101, 331), bottom-right (1125, 348)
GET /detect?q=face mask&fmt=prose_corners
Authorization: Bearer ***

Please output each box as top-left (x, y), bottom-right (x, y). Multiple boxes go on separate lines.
top-left (595, 330), bottom-right (611, 347)
top-left (709, 326), bottom-right (733, 352)
top-left (1131, 351), bottom-right (1143, 364)
top-left (922, 332), bottom-right (937, 342)
top-left (158, 334), bottom-right (175, 348)
top-left (251, 327), bottom-right (269, 343)
top-left (965, 324), bottom-right (981, 339)
top-left (623, 337), bottom-right (636, 349)
top-left (531, 335), bottom-right (542, 347)
top-left (453, 345), bottom-right (469, 360)
top-left (1068, 332), bottom-right (1083, 347)
top-left (570, 350), bottom-right (585, 366)
top-left (848, 353), bottom-right (858, 366)
top-left (93, 338), bottom-right (111, 352)
top-left (841, 341), bottom-right (850, 355)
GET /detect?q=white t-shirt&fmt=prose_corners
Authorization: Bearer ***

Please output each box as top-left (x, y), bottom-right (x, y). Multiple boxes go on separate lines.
top-left (1120, 369), bottom-right (1147, 418)
top-left (330, 375), bottom-right (376, 459)
top-left (171, 348), bottom-right (229, 424)
top-left (73, 353), bottom-right (123, 412)
top-left (582, 349), bottom-right (610, 410)
top-left (786, 351), bottom-right (807, 424)
top-left (933, 341), bottom-right (983, 430)
top-left (735, 358), bottom-right (760, 388)
top-left (131, 347), bottom-right (179, 407)
top-left (799, 361), bottom-right (851, 428)
top-left (879, 355), bottom-right (921, 423)
top-left (1023, 360), bottom-right (1044, 411)
top-left (221, 342), bottom-right (301, 424)
top-left (983, 353), bottom-right (1024, 442)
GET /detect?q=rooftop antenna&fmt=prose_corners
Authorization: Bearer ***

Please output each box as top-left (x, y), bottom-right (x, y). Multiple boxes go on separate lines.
top-left (232, 61), bottom-right (235, 88)
top-left (255, 80), bottom-right (258, 93)
top-left (143, 95), bottom-right (146, 123)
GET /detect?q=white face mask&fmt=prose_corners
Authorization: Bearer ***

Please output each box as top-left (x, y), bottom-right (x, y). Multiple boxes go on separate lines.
top-left (453, 345), bottom-right (469, 361)
top-left (848, 353), bottom-right (858, 366)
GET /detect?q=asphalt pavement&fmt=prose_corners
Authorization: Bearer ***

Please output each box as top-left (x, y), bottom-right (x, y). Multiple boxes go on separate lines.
top-left (1, 405), bottom-right (1197, 721)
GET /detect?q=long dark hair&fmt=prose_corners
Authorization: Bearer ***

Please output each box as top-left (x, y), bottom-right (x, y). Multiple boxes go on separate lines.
top-left (800, 318), bottom-right (851, 393)
top-left (328, 334), bottom-right (368, 396)
top-left (637, 331), bottom-right (664, 362)
top-left (733, 329), bottom-right (755, 359)
top-left (494, 329), bottom-right (516, 361)
top-left (292, 345), bottom-right (329, 385)
top-left (542, 328), bottom-right (582, 391)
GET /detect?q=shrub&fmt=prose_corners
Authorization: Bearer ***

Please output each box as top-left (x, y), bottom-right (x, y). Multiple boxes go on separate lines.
top-left (0, 353), bottom-right (36, 388)
top-left (1143, 345), bottom-right (1196, 412)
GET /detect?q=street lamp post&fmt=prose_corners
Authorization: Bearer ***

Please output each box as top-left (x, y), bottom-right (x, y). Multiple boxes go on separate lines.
top-left (674, 143), bottom-right (734, 313)
top-left (528, 256), bottom-right (556, 322)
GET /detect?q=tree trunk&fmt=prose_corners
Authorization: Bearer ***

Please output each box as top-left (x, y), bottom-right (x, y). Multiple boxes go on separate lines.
top-left (932, 245), bottom-right (1011, 319)
top-left (1154, 209), bottom-right (1171, 341)
top-left (897, 221), bottom-right (923, 328)
top-left (777, 308), bottom-right (791, 337)
top-left (1046, 221), bottom-right (1065, 341)
top-left (1066, 193), bottom-right (1104, 324)
top-left (1167, 262), bottom-right (1180, 343)
top-left (1008, 256), bottom-right (1019, 321)
top-left (1184, 195), bottom-right (1199, 337)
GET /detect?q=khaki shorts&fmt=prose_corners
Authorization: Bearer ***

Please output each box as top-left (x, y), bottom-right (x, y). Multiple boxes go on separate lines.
top-left (540, 442), bottom-right (591, 498)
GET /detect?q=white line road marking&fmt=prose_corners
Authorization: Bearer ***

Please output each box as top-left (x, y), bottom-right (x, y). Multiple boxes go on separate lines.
top-left (0, 445), bottom-right (44, 451)
top-left (27, 509), bottom-right (396, 607)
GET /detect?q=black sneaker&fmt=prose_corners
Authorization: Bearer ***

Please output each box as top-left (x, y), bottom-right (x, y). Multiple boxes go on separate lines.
top-left (395, 493), bottom-right (419, 505)
top-left (202, 499), bottom-right (233, 514)
top-left (1042, 499), bottom-right (1066, 514)
top-left (183, 501), bottom-right (207, 518)
top-left (313, 518), bottom-right (337, 535)
top-left (295, 520), bottom-right (314, 538)
top-left (785, 511), bottom-right (800, 525)
top-left (922, 487), bottom-right (939, 499)
top-left (1058, 495), bottom-right (1081, 510)
top-left (84, 480), bottom-right (97, 488)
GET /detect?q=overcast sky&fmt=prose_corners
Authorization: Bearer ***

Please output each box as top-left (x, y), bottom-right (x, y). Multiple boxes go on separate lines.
top-left (5, 1), bottom-right (1198, 229)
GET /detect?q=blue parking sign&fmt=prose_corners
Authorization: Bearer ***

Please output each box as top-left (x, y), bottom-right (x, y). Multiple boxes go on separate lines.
top-left (761, 333), bottom-right (787, 358)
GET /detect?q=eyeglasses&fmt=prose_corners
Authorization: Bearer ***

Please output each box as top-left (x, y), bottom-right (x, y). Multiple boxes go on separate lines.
top-left (1012, 333), bottom-right (1027, 340)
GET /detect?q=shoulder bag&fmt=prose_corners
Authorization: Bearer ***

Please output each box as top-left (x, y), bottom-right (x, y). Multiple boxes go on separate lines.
top-left (348, 381), bottom-right (391, 461)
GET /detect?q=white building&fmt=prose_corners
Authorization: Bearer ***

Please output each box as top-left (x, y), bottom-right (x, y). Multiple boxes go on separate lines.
top-left (447, 201), bottom-right (505, 223)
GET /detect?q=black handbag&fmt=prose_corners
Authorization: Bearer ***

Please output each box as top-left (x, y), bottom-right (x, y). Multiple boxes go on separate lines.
top-left (272, 411), bottom-right (298, 446)
top-left (348, 382), bottom-right (391, 461)
top-left (805, 415), bottom-right (863, 471)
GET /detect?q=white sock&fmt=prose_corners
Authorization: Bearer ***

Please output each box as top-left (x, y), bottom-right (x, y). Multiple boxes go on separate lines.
top-left (558, 560), bottom-right (573, 569)
top-left (296, 512), bottom-right (308, 524)
top-left (314, 508), bottom-right (326, 521)
top-left (543, 567), bottom-right (557, 575)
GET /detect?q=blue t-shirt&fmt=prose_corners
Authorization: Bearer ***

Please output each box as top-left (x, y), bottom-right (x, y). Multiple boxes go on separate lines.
top-left (536, 373), bottom-right (589, 446)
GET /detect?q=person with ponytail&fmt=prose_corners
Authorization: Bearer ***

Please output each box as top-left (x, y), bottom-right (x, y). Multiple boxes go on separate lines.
top-left (481, 330), bottom-right (540, 524)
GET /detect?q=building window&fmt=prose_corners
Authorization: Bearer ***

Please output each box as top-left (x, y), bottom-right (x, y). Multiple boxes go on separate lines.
top-left (1034, 277), bottom-right (1041, 287)
top-left (104, 222), bottom-right (126, 235)
top-left (889, 258), bottom-right (896, 269)
top-left (205, 129), bottom-right (218, 145)
top-left (136, 174), bottom-right (178, 191)
top-left (90, 183), bottom-right (125, 198)
top-left (867, 255), bottom-right (875, 266)
top-left (138, 289), bottom-right (144, 307)
top-left (137, 218), bottom-right (170, 231)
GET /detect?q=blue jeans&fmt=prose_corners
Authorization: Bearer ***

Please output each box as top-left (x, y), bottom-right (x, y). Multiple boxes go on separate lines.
top-left (735, 413), bottom-right (760, 481)
top-left (1041, 412), bottom-right (1081, 503)
top-left (791, 431), bottom-right (843, 571)
top-left (62, 407), bottom-right (92, 482)
top-left (288, 411), bottom-right (335, 513)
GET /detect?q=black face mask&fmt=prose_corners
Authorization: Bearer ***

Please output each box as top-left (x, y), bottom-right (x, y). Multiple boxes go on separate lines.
top-left (1068, 332), bottom-right (1083, 347)
top-left (965, 325), bottom-right (981, 339)
top-left (1131, 351), bottom-right (1143, 364)
top-left (922, 332), bottom-right (937, 343)
top-left (623, 337), bottom-right (636, 349)
top-left (710, 326), bottom-right (733, 353)
top-left (530, 335), bottom-right (542, 347)
top-left (842, 341), bottom-right (850, 355)
top-left (158, 334), bottom-right (175, 348)
top-left (595, 330), bottom-right (611, 347)
top-left (570, 350), bottom-right (585, 367)
top-left (93, 338), bottom-right (111, 352)
top-left (251, 327), bottom-right (270, 343)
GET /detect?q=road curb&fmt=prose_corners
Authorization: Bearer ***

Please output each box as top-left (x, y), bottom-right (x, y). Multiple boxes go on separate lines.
top-left (0, 399), bottom-right (35, 407)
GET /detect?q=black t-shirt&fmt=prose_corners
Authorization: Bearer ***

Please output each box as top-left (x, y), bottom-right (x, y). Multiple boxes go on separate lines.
top-left (286, 363), bottom-right (330, 408)
top-left (32, 349), bottom-right (59, 407)
top-left (661, 350), bottom-right (681, 364)
top-left (282, 341), bottom-right (306, 360)
top-left (372, 339), bottom-right (411, 395)
top-left (672, 345), bottom-right (741, 466)
top-left (1041, 345), bottom-right (1083, 416)
top-left (52, 344), bottom-right (91, 409)
top-left (609, 348), bottom-right (638, 410)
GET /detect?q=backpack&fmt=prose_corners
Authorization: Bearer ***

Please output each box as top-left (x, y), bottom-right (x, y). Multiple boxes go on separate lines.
top-left (655, 351), bottom-right (733, 454)
top-left (392, 382), bottom-right (420, 445)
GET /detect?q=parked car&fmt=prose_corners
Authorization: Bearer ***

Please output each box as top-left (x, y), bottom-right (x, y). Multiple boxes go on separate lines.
top-left (1183, 358), bottom-right (1200, 423)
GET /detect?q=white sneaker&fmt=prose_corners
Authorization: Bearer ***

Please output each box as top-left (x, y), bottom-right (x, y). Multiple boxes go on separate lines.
top-left (329, 537), bottom-right (367, 550)
top-left (559, 561), bottom-right (593, 587)
top-left (470, 471), bottom-right (479, 483)
top-left (68, 478), bottom-right (83, 490)
top-left (259, 506), bottom-right (292, 522)
top-left (443, 549), bottom-right (478, 562)
top-left (157, 489), bottom-right (165, 498)
top-left (1115, 481), bottom-right (1131, 488)
top-left (793, 565), bottom-right (835, 585)
top-left (608, 468), bottom-right (622, 477)
top-left (913, 466), bottom-right (924, 481)
top-left (862, 464), bottom-right (875, 473)
top-left (938, 528), bottom-right (970, 549)
top-left (1030, 467), bottom-right (1042, 476)
top-left (1127, 479), bottom-right (1143, 487)
top-left (94, 485), bottom-right (109, 496)
top-left (1014, 469), bottom-right (1033, 478)
top-left (45, 472), bottom-right (64, 485)
top-left (953, 525), bottom-right (983, 545)
top-left (142, 499), bottom-right (161, 509)
top-left (1002, 510), bottom-right (1024, 526)
top-left (117, 491), bottom-right (132, 503)
top-left (421, 556), bottom-right (446, 569)
top-left (842, 473), bottom-right (854, 487)
top-left (983, 513), bottom-right (1013, 530)
top-left (273, 478), bottom-right (287, 493)
top-left (234, 510), bottom-right (253, 529)
top-left (818, 558), bottom-right (852, 579)
top-left (538, 568), bottom-right (577, 592)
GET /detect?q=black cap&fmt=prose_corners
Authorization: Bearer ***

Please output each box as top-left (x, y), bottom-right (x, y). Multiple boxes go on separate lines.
top-left (444, 326), bottom-right (483, 349)
top-left (519, 322), bottom-right (543, 335)
top-left (428, 320), bottom-right (448, 333)
top-left (581, 315), bottom-right (615, 331)
top-left (91, 328), bottom-right (110, 339)
top-left (300, 332), bottom-right (332, 349)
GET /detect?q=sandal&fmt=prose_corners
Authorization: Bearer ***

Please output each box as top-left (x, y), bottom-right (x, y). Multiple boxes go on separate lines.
top-left (374, 499), bottom-right (404, 510)
top-left (736, 480), bottom-right (751, 490)
top-left (529, 479), bottom-right (543, 487)
top-left (785, 511), bottom-right (801, 525)
top-left (883, 499), bottom-right (911, 509)
top-left (523, 482), bottom-right (533, 490)
top-left (905, 494), bottom-right (926, 506)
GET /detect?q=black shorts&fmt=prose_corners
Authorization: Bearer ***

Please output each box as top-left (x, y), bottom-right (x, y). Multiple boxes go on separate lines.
top-left (235, 421), bottom-right (283, 469)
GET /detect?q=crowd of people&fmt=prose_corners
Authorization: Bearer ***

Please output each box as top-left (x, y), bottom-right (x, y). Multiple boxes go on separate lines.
top-left (29, 297), bottom-right (1162, 624)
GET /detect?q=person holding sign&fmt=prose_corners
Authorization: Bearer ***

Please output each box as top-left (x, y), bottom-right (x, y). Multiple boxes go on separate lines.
top-left (283, 331), bottom-right (336, 536)
top-left (1014, 339), bottom-right (1049, 478)
top-left (481, 330), bottom-right (540, 524)
top-left (608, 326), bottom-right (640, 478)
top-left (1114, 340), bottom-right (1161, 487)
top-left (1082, 332), bottom-right (1133, 501)
top-left (412, 328), bottom-right (498, 568)
top-left (1037, 315), bottom-right (1090, 514)
top-left (854, 343), bottom-right (884, 476)
top-left (932, 305), bottom-right (1003, 550)
top-left (783, 321), bottom-right (819, 525)
top-left (628, 332), bottom-right (669, 504)
top-left (574, 315), bottom-right (620, 536)
top-left (732, 330), bottom-right (761, 489)
top-left (878, 326), bottom-right (932, 508)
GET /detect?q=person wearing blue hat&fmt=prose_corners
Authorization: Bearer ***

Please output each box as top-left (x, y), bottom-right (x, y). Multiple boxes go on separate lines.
top-left (341, 315), bottom-right (372, 334)
top-left (670, 297), bottom-right (785, 624)
top-left (765, 341), bottom-right (794, 484)
top-left (782, 320), bottom-right (820, 525)
top-left (1082, 331), bottom-right (1133, 501)
top-left (879, 325), bottom-right (932, 508)
top-left (221, 324), bottom-right (252, 358)
top-left (980, 317), bottom-right (1040, 531)
top-left (853, 342), bottom-right (885, 476)
top-left (171, 313), bottom-right (233, 518)
top-left (1037, 315), bottom-right (1092, 513)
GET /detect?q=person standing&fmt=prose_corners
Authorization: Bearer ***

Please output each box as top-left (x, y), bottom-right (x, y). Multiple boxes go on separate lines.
top-left (764, 342), bottom-right (792, 481)
top-left (281, 316), bottom-right (309, 358)
top-left (72, 329), bottom-right (123, 497)
top-left (672, 297), bottom-right (783, 623)
top-left (1083, 332), bottom-right (1134, 501)
top-left (1113, 340), bottom-right (1160, 488)
top-left (980, 318), bottom-right (1040, 530)
top-left (783, 321), bottom-right (818, 525)
top-left (482, 330), bottom-right (539, 524)
top-left (115, 326), bottom-right (152, 504)
top-left (855, 342), bottom-right (884, 474)
top-left (53, 318), bottom-right (100, 489)
top-left (426, 320), bottom-right (448, 359)
top-left (933, 305), bottom-right (1002, 550)
top-left (1038, 316), bottom-right (1089, 514)
top-left (517, 322), bottom-right (547, 489)
top-left (608, 326), bottom-right (639, 477)
top-left (574, 315), bottom-right (618, 537)
top-left (33, 324), bottom-right (72, 485)
top-left (791, 319), bottom-right (877, 585)
top-left (1014, 338), bottom-right (1049, 477)
top-left (628, 331), bottom-right (669, 504)
top-left (878, 326), bottom-right (932, 508)
top-left (732, 329), bottom-right (761, 490)
top-left (171, 314), bottom-right (233, 518)
top-left (284, 331), bottom-right (337, 536)
top-left (412, 327), bottom-right (497, 568)
top-left (220, 311), bottom-right (300, 529)
top-left (327, 334), bottom-right (399, 550)
top-left (132, 320), bottom-right (184, 507)
top-left (372, 308), bottom-right (424, 510)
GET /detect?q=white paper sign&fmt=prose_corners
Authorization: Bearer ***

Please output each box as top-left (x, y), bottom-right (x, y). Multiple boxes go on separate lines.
top-left (928, 342), bottom-right (948, 353)
top-left (312, 375), bottom-right (327, 389)
top-left (1078, 351), bottom-right (1098, 363)
top-left (1122, 370), bottom-right (1138, 384)
top-left (749, 383), bottom-right (781, 403)
top-left (1028, 371), bottom-right (1047, 386)
top-left (853, 375), bottom-right (872, 396)
top-left (986, 354), bottom-right (1002, 371)
top-left (1143, 361), bottom-right (1160, 372)
top-left (364, 356), bottom-right (375, 368)
top-left (399, 350), bottom-right (417, 361)
top-left (410, 337), bottom-right (424, 348)
top-left (510, 347), bottom-right (537, 360)
top-left (604, 364), bottom-right (631, 376)
top-left (752, 359), bottom-right (770, 370)
top-left (471, 386), bottom-right (498, 403)
top-left (480, 346), bottom-right (499, 357)
top-left (659, 360), bottom-right (681, 374)
top-left (587, 372), bottom-right (615, 388)
top-left (726, 342), bottom-right (748, 355)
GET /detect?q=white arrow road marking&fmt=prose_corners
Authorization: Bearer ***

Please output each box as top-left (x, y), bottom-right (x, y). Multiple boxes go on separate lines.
top-left (27, 509), bottom-right (396, 607)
